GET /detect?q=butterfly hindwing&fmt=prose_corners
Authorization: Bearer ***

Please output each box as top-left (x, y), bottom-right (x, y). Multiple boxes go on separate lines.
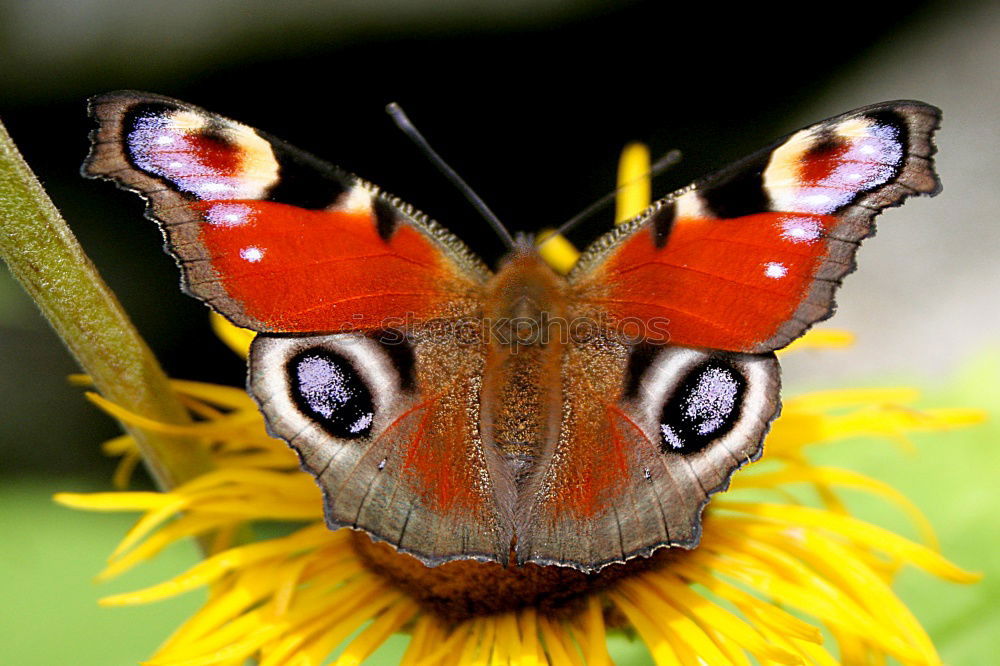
top-left (251, 331), bottom-right (515, 564)
top-left (568, 100), bottom-right (941, 353)
top-left (516, 338), bottom-right (780, 569)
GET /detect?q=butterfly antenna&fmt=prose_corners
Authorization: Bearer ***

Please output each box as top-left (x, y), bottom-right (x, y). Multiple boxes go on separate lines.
top-left (387, 103), bottom-right (516, 250)
top-left (537, 148), bottom-right (682, 249)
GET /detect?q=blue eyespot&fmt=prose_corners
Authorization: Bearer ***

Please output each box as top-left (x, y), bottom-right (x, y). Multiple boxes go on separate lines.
top-left (289, 349), bottom-right (375, 439)
top-left (659, 361), bottom-right (745, 454)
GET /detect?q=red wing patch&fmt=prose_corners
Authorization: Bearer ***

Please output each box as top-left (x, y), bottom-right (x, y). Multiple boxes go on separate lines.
top-left (570, 101), bottom-right (941, 353)
top-left (578, 210), bottom-right (842, 352)
top-left (191, 200), bottom-right (474, 332)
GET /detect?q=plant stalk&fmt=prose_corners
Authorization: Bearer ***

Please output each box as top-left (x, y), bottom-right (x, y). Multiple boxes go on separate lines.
top-left (0, 117), bottom-right (213, 490)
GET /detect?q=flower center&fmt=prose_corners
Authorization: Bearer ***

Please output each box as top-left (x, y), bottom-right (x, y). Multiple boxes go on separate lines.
top-left (350, 532), bottom-right (682, 622)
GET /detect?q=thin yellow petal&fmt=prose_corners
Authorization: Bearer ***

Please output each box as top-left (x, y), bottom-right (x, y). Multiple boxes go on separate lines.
top-left (263, 576), bottom-right (397, 666)
top-left (101, 525), bottom-right (332, 605)
top-left (607, 592), bottom-right (681, 666)
top-left (99, 515), bottom-right (237, 580)
top-left (783, 388), bottom-right (921, 412)
top-left (754, 622), bottom-right (839, 666)
top-left (717, 502), bottom-right (980, 583)
top-left (101, 433), bottom-right (136, 455)
top-left (493, 613), bottom-right (520, 666)
top-left (703, 630), bottom-right (752, 666)
top-left (616, 142), bottom-right (651, 223)
top-left (160, 576), bottom-right (395, 663)
top-left (158, 566), bottom-right (283, 653)
top-left (642, 569), bottom-right (799, 664)
top-left (168, 378), bottom-right (259, 410)
top-left (516, 608), bottom-right (541, 666)
top-left (702, 550), bottom-right (915, 657)
top-left (111, 496), bottom-right (191, 558)
top-left (211, 312), bottom-right (254, 358)
top-left (581, 596), bottom-right (609, 666)
top-left (87, 391), bottom-right (262, 437)
top-left (54, 491), bottom-right (173, 511)
top-left (111, 451), bottom-right (142, 489)
top-left (779, 329), bottom-right (855, 354)
top-left (538, 616), bottom-right (581, 666)
top-left (333, 599), bottom-right (420, 666)
top-left (177, 393), bottom-right (227, 420)
top-left (704, 531), bottom-right (922, 660)
top-left (618, 579), bottom-right (736, 666)
top-left (732, 465), bottom-right (939, 548)
top-left (400, 615), bottom-right (434, 666)
top-left (472, 617), bottom-right (497, 666)
top-left (790, 530), bottom-right (941, 665)
top-left (672, 560), bottom-right (821, 644)
top-left (456, 620), bottom-right (485, 666)
top-left (536, 229), bottom-right (580, 274)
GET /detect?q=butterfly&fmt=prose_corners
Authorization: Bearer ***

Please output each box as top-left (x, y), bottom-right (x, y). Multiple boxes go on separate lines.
top-left (84, 92), bottom-right (940, 572)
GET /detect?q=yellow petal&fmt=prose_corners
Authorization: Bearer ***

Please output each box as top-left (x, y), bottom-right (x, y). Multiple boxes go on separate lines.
top-left (643, 569), bottom-right (801, 664)
top-left (581, 597), bottom-right (610, 666)
top-left (333, 599), bottom-right (419, 666)
top-left (616, 142), bottom-right (651, 223)
top-left (101, 525), bottom-right (332, 605)
top-left (779, 329), bottom-right (855, 354)
top-left (607, 591), bottom-right (682, 666)
top-left (717, 502), bottom-right (980, 583)
top-left (732, 464), bottom-right (939, 547)
top-left (671, 560), bottom-right (822, 643)
top-left (783, 388), bottom-right (921, 412)
top-left (536, 229), bottom-right (580, 274)
top-left (54, 491), bottom-right (174, 511)
top-left (211, 312), bottom-right (254, 359)
top-left (617, 579), bottom-right (736, 666)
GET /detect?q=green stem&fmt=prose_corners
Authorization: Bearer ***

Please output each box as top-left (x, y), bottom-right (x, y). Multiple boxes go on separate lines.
top-left (0, 117), bottom-right (213, 490)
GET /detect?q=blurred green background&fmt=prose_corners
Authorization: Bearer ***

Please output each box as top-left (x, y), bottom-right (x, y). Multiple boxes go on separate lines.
top-left (1, 0), bottom-right (997, 663)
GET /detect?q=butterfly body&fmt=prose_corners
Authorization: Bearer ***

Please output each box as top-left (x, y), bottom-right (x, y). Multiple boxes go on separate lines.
top-left (85, 93), bottom-right (940, 571)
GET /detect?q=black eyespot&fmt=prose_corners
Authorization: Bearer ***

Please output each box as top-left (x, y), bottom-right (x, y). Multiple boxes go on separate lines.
top-left (289, 348), bottom-right (375, 439)
top-left (659, 361), bottom-right (746, 454)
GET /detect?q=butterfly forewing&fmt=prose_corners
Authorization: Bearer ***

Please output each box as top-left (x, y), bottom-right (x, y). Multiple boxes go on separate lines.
top-left (83, 91), bottom-right (489, 333)
top-left (569, 101), bottom-right (941, 353)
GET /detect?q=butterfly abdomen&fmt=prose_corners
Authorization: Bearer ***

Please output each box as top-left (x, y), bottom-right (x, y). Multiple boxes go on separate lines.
top-left (481, 248), bottom-right (569, 481)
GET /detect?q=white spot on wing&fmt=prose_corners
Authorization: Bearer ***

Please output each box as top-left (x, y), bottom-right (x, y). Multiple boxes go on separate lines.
top-left (350, 412), bottom-right (374, 434)
top-left (764, 261), bottom-right (787, 279)
top-left (779, 215), bottom-right (822, 243)
top-left (240, 246), bottom-right (265, 262)
top-left (660, 424), bottom-right (685, 450)
top-left (206, 203), bottom-right (253, 227)
top-left (340, 185), bottom-right (373, 213)
top-left (674, 189), bottom-right (707, 219)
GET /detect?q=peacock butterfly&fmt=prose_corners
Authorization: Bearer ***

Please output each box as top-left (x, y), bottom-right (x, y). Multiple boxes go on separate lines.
top-left (83, 92), bottom-right (940, 572)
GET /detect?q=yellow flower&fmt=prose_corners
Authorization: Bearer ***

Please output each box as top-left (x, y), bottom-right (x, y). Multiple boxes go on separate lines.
top-left (56, 144), bottom-right (982, 666)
